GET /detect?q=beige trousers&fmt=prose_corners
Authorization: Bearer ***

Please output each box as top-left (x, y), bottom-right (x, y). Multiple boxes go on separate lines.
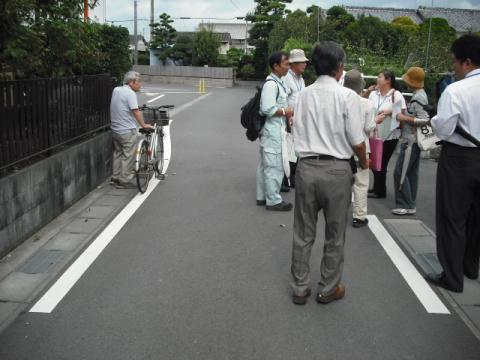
top-left (353, 167), bottom-right (369, 220)
top-left (112, 130), bottom-right (137, 184)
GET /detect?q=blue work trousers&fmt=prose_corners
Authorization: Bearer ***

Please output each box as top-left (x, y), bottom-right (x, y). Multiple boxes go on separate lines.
top-left (256, 146), bottom-right (284, 206)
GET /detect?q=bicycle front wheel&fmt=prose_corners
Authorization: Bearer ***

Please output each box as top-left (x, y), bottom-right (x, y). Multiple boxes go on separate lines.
top-left (154, 130), bottom-right (165, 178)
top-left (135, 140), bottom-right (152, 193)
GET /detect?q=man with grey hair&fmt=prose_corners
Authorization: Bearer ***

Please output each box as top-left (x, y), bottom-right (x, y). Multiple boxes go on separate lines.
top-left (290, 42), bottom-right (368, 305)
top-left (344, 69), bottom-right (377, 228)
top-left (110, 71), bottom-right (153, 188)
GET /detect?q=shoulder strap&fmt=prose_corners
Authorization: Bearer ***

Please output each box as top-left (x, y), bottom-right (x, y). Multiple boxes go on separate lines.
top-left (455, 125), bottom-right (480, 147)
top-left (410, 99), bottom-right (427, 107)
top-left (264, 78), bottom-right (279, 101)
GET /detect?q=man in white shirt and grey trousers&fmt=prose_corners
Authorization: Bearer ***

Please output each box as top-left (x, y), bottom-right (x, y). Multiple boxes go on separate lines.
top-left (428, 34), bottom-right (480, 293)
top-left (290, 42), bottom-right (368, 305)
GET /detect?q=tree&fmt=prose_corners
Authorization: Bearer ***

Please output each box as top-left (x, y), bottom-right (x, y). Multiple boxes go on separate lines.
top-left (317, 5), bottom-right (355, 43)
top-left (411, 18), bottom-right (457, 72)
top-left (150, 13), bottom-right (177, 64)
top-left (170, 35), bottom-right (194, 66)
top-left (343, 15), bottom-right (402, 56)
top-left (193, 28), bottom-right (220, 66)
top-left (0, 1), bottom-right (129, 79)
top-left (247, 0), bottom-right (292, 76)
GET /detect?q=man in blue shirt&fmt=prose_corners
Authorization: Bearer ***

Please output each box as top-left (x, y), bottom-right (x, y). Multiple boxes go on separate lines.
top-left (256, 52), bottom-right (293, 211)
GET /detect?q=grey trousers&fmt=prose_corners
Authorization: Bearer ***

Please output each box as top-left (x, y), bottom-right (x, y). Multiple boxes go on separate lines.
top-left (291, 158), bottom-right (353, 296)
top-left (112, 130), bottom-right (137, 184)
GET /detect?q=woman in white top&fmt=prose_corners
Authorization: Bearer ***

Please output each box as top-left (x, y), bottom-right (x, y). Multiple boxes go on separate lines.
top-left (365, 70), bottom-right (406, 199)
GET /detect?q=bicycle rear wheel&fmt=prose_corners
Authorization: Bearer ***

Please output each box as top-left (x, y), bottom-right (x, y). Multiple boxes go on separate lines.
top-left (135, 140), bottom-right (152, 193)
top-left (154, 130), bottom-right (165, 178)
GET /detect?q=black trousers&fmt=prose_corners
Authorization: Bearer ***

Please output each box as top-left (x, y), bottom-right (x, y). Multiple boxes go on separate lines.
top-left (436, 143), bottom-right (480, 291)
top-left (372, 139), bottom-right (398, 197)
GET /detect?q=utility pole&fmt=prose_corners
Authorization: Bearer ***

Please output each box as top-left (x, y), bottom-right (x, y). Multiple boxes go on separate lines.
top-left (317, 7), bottom-right (320, 43)
top-left (134, 0), bottom-right (138, 65)
top-left (84, 0), bottom-right (89, 22)
top-left (150, 0), bottom-right (154, 41)
top-left (425, 1), bottom-right (434, 72)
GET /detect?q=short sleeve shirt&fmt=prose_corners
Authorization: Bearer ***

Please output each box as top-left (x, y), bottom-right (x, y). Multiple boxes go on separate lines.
top-left (110, 85), bottom-right (139, 134)
top-left (293, 75), bottom-right (364, 159)
top-left (369, 89), bottom-right (406, 140)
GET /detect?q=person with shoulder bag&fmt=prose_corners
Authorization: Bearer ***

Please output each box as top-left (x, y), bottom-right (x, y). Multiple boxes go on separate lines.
top-left (364, 70), bottom-right (407, 199)
top-left (392, 67), bottom-right (429, 215)
top-left (427, 34), bottom-right (480, 293)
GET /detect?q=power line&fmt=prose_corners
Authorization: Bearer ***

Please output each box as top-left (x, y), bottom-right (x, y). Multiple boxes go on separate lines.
top-left (229, 0), bottom-right (242, 12)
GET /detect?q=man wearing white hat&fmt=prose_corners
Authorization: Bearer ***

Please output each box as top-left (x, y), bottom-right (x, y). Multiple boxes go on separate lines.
top-left (282, 49), bottom-right (308, 188)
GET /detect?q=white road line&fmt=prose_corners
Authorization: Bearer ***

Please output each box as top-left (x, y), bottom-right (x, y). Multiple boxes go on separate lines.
top-left (146, 94), bottom-right (164, 103)
top-left (171, 92), bottom-right (211, 116)
top-left (367, 215), bottom-right (450, 314)
top-left (30, 94), bottom-right (211, 314)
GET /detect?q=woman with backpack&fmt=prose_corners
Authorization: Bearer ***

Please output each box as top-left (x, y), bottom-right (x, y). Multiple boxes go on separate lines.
top-left (391, 67), bottom-right (430, 215)
top-left (365, 70), bottom-right (406, 199)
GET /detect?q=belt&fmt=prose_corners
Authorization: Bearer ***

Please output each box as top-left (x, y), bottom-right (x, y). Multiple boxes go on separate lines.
top-left (302, 155), bottom-right (349, 162)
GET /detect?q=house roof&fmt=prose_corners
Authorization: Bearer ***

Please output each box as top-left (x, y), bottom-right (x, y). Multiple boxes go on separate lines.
top-left (344, 6), bottom-right (423, 24)
top-left (418, 6), bottom-right (480, 33)
top-left (129, 35), bottom-right (147, 45)
top-left (198, 23), bottom-right (253, 40)
top-left (176, 31), bottom-right (232, 43)
top-left (343, 6), bottom-right (480, 33)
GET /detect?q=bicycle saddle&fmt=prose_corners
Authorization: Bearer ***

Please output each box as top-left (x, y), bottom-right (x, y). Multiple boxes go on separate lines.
top-left (139, 128), bottom-right (155, 134)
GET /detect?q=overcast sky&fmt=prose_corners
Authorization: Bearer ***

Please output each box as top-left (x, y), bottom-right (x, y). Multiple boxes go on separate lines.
top-left (91, 0), bottom-right (480, 40)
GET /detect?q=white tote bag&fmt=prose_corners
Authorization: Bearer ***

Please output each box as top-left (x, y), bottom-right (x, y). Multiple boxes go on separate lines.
top-left (416, 124), bottom-right (440, 151)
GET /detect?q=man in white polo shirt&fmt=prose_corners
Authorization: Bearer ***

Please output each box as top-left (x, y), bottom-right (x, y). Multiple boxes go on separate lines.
top-left (110, 71), bottom-right (153, 189)
top-left (290, 42), bottom-right (368, 305)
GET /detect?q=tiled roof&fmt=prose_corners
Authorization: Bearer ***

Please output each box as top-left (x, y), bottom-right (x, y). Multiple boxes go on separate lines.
top-left (345, 6), bottom-right (423, 24)
top-left (128, 35), bottom-right (147, 45)
top-left (343, 6), bottom-right (480, 33)
top-left (418, 7), bottom-right (480, 33)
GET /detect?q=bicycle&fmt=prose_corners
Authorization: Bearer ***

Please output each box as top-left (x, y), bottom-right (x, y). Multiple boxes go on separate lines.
top-left (134, 104), bottom-right (174, 193)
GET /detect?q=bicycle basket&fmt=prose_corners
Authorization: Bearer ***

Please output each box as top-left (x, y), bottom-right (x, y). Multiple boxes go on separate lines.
top-left (142, 107), bottom-right (170, 126)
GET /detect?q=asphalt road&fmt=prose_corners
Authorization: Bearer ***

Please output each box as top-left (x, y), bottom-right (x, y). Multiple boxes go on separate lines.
top-left (0, 83), bottom-right (479, 359)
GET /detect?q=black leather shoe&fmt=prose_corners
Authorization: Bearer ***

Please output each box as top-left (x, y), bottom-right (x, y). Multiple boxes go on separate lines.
top-left (266, 201), bottom-right (292, 211)
top-left (426, 272), bottom-right (462, 293)
top-left (292, 288), bottom-right (311, 305)
top-left (465, 273), bottom-right (479, 280)
top-left (352, 218), bottom-right (369, 228)
top-left (368, 193), bottom-right (386, 199)
top-left (256, 200), bottom-right (266, 206)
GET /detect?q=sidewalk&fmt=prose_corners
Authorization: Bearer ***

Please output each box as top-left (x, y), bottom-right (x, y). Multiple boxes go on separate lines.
top-left (0, 181), bottom-right (137, 332)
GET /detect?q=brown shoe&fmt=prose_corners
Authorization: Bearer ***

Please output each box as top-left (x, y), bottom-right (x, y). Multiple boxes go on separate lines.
top-left (292, 288), bottom-right (311, 305)
top-left (316, 284), bottom-right (346, 304)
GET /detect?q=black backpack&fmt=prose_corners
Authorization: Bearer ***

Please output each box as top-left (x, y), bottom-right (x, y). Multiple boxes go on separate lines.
top-left (410, 99), bottom-right (437, 119)
top-left (240, 79), bottom-right (278, 141)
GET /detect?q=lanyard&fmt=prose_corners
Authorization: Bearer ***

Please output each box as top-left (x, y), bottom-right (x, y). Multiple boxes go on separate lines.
top-left (465, 72), bottom-right (480, 79)
top-left (376, 91), bottom-right (391, 112)
top-left (290, 71), bottom-right (303, 92)
top-left (270, 75), bottom-right (288, 95)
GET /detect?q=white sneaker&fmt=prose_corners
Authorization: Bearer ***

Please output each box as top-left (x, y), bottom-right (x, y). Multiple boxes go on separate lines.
top-left (392, 208), bottom-right (416, 215)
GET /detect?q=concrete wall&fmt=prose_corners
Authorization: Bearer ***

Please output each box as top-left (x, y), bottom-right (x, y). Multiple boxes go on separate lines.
top-left (133, 65), bottom-right (235, 87)
top-left (0, 132), bottom-right (112, 258)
